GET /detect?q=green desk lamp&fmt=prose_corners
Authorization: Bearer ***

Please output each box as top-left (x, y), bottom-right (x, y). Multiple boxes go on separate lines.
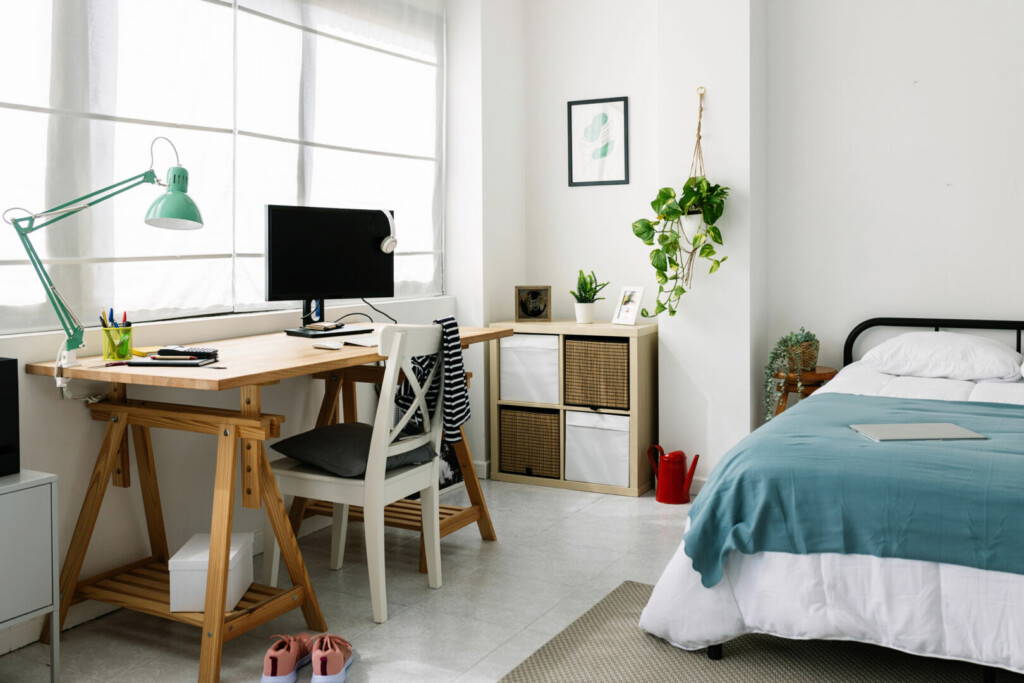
top-left (2, 136), bottom-right (202, 387)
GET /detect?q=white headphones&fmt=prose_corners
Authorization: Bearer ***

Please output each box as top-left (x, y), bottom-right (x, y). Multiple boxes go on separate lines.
top-left (379, 210), bottom-right (397, 254)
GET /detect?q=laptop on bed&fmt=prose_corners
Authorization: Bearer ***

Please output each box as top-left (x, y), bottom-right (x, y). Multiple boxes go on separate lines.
top-left (850, 423), bottom-right (988, 442)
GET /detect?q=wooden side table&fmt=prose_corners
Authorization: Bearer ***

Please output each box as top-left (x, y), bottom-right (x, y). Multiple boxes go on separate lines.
top-left (773, 366), bottom-right (838, 415)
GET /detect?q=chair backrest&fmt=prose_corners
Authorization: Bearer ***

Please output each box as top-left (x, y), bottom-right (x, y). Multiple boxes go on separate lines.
top-left (365, 324), bottom-right (444, 482)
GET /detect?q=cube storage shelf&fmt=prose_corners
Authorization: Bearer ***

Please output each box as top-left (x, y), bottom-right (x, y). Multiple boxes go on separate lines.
top-left (489, 321), bottom-right (657, 496)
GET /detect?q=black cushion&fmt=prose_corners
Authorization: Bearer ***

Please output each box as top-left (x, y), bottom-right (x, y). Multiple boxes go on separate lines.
top-left (270, 422), bottom-right (436, 478)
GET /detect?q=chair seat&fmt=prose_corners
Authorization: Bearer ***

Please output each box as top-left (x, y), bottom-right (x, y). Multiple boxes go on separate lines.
top-left (270, 421), bottom-right (436, 478)
top-left (271, 456), bottom-right (436, 506)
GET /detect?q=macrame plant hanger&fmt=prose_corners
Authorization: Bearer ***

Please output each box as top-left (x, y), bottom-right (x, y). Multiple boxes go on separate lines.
top-left (678, 86), bottom-right (707, 288)
top-left (689, 86), bottom-right (707, 181)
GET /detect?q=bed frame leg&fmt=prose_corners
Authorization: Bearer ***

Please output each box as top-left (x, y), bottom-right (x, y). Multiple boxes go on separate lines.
top-left (707, 644), bottom-right (723, 661)
top-left (982, 666), bottom-right (997, 683)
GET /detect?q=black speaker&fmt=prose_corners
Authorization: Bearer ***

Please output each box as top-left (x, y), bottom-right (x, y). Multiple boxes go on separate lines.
top-left (0, 358), bottom-right (18, 477)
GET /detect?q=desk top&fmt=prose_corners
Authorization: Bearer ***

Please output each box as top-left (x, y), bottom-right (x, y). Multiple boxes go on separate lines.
top-left (25, 325), bottom-right (512, 391)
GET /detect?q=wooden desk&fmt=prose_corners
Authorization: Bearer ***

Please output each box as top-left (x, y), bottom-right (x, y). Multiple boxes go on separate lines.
top-left (26, 325), bottom-right (510, 682)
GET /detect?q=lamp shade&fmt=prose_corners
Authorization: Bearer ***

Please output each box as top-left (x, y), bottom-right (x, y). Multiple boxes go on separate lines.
top-left (145, 166), bottom-right (203, 230)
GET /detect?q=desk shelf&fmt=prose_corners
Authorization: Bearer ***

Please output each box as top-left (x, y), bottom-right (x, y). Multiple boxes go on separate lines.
top-left (74, 558), bottom-right (302, 640)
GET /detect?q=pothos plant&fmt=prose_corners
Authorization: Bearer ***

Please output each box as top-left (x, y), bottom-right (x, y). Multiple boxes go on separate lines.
top-left (631, 177), bottom-right (729, 316)
top-left (762, 328), bottom-right (819, 422)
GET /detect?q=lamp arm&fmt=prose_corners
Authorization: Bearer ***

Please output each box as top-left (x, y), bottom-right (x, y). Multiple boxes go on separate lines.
top-left (14, 225), bottom-right (83, 351)
top-left (3, 169), bottom-right (159, 353)
top-left (15, 169), bottom-right (158, 234)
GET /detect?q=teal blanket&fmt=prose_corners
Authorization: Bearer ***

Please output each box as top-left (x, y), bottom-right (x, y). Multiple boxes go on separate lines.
top-left (686, 393), bottom-right (1024, 588)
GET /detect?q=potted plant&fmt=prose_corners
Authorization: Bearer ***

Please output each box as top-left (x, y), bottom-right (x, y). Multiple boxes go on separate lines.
top-left (631, 177), bottom-right (729, 316)
top-left (762, 328), bottom-right (820, 421)
top-left (569, 270), bottom-right (608, 324)
top-left (630, 89), bottom-right (729, 317)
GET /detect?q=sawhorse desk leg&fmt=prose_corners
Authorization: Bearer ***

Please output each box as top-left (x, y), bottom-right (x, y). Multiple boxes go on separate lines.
top-left (46, 384), bottom-right (325, 683)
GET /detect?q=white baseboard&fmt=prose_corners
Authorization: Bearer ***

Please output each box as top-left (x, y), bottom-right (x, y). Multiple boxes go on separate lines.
top-left (0, 600), bottom-right (119, 656)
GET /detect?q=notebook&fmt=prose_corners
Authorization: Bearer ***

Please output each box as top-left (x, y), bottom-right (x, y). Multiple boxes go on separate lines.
top-left (850, 423), bottom-right (987, 442)
top-left (127, 358), bottom-right (217, 368)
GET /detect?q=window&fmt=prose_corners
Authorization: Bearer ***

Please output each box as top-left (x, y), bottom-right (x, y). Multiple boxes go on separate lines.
top-left (0, 0), bottom-right (444, 336)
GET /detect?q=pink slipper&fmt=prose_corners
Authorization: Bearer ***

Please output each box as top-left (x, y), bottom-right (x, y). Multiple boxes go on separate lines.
top-left (261, 633), bottom-right (314, 683)
top-left (311, 634), bottom-right (355, 683)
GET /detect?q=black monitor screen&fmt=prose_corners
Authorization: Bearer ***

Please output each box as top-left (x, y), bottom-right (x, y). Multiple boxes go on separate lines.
top-left (266, 204), bottom-right (395, 301)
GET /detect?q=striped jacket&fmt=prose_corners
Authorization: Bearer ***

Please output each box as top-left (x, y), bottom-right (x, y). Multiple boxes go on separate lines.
top-left (395, 316), bottom-right (469, 443)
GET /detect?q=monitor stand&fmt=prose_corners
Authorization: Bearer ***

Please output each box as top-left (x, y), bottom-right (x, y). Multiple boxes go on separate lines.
top-left (284, 326), bottom-right (372, 339)
top-left (282, 298), bottom-right (373, 338)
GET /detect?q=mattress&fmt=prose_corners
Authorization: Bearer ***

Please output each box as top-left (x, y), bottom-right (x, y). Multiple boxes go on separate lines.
top-left (640, 362), bottom-right (1024, 674)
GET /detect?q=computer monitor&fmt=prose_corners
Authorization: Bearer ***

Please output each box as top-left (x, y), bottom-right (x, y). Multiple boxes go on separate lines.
top-left (266, 204), bottom-right (395, 336)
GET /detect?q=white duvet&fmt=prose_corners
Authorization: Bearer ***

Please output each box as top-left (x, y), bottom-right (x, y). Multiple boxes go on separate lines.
top-left (640, 362), bottom-right (1024, 674)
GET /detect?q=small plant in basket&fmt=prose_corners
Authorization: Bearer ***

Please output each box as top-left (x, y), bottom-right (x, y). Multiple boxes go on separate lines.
top-left (763, 328), bottom-right (820, 422)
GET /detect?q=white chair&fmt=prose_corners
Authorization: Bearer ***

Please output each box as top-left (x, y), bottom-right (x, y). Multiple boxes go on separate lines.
top-left (267, 324), bottom-right (443, 623)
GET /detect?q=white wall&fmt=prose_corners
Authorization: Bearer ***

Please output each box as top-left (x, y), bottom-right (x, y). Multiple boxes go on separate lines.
top-left (764, 0), bottom-right (1024, 368)
top-left (480, 0), bottom-right (526, 324)
top-left (517, 0), bottom-right (761, 478)
top-left (445, 0), bottom-right (527, 473)
top-left (653, 0), bottom-right (759, 473)
top-left (444, 0), bottom-right (488, 468)
top-left (0, 296), bottom-right (453, 653)
top-left (521, 0), bottom-right (660, 323)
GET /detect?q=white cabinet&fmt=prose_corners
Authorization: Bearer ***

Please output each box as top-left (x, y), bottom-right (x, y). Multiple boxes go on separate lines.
top-left (490, 321), bottom-right (658, 496)
top-left (0, 470), bottom-right (58, 681)
top-left (565, 412), bottom-right (631, 487)
top-left (499, 334), bottom-right (559, 405)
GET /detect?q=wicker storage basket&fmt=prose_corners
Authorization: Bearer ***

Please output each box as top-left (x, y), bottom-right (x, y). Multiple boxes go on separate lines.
top-left (787, 341), bottom-right (820, 373)
top-left (563, 337), bottom-right (630, 410)
top-left (499, 407), bottom-right (560, 478)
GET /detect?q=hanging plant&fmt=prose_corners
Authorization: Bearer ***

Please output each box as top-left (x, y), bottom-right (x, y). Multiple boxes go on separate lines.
top-left (631, 87), bottom-right (730, 317)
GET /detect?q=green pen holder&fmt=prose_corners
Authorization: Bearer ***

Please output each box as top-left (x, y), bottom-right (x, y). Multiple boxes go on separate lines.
top-left (102, 327), bottom-right (133, 361)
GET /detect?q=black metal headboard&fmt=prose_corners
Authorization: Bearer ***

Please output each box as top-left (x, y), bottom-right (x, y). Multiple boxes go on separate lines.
top-left (843, 317), bottom-right (1024, 366)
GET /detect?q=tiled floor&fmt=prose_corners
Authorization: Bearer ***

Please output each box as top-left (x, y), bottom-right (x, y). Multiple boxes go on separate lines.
top-left (0, 481), bottom-right (688, 682)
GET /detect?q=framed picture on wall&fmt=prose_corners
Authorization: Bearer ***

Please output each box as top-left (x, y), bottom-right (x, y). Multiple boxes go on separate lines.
top-left (514, 286), bottom-right (552, 322)
top-left (611, 286), bottom-right (644, 325)
top-left (567, 96), bottom-right (629, 186)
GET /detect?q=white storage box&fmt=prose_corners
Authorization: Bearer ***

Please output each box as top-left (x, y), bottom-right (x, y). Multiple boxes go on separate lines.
top-left (500, 334), bottom-right (559, 405)
top-left (565, 411), bottom-right (630, 487)
top-left (169, 532), bottom-right (254, 613)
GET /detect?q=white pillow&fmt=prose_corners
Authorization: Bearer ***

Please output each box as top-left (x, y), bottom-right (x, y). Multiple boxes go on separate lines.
top-left (861, 331), bottom-right (1023, 382)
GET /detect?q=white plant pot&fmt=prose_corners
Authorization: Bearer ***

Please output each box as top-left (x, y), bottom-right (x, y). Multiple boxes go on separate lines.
top-left (574, 302), bottom-right (595, 324)
top-left (681, 212), bottom-right (703, 234)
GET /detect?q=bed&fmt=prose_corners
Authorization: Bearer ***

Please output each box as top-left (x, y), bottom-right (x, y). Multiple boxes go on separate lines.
top-left (640, 318), bottom-right (1024, 679)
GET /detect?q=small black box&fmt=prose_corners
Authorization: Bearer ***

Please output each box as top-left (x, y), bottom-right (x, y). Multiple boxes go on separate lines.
top-left (0, 358), bottom-right (19, 477)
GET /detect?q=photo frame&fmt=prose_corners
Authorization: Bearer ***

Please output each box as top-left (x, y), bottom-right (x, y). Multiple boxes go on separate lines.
top-left (568, 96), bottom-right (629, 186)
top-left (612, 286), bottom-right (644, 325)
top-left (515, 286), bottom-right (552, 322)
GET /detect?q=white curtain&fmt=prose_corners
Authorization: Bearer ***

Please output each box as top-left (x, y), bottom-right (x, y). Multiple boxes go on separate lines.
top-left (0, 0), bottom-right (444, 335)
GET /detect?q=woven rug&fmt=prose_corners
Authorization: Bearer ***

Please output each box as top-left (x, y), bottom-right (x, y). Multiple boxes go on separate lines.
top-left (502, 581), bottom-right (1020, 682)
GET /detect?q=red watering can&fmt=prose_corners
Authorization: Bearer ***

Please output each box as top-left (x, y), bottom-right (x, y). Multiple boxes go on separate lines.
top-left (647, 445), bottom-right (699, 504)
